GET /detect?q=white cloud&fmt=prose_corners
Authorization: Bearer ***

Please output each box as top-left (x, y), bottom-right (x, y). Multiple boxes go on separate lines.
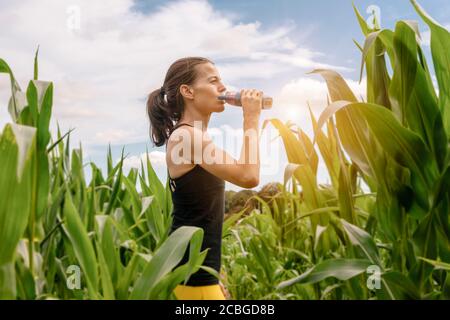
top-left (0, 0), bottom-right (350, 149)
top-left (120, 150), bottom-right (166, 172)
top-left (249, 49), bottom-right (353, 72)
top-left (219, 61), bottom-right (293, 82)
top-left (270, 76), bottom-right (366, 134)
top-left (93, 128), bottom-right (147, 146)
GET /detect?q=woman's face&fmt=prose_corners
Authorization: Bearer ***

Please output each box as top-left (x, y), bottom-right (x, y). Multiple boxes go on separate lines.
top-left (189, 62), bottom-right (227, 114)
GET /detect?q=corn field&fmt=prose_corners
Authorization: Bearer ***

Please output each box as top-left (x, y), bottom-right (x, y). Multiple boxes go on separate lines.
top-left (0, 0), bottom-right (449, 300)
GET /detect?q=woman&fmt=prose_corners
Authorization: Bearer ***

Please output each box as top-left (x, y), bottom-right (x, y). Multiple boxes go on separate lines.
top-left (147, 57), bottom-right (262, 300)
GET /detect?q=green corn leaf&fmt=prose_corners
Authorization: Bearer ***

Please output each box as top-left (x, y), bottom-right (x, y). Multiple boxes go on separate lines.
top-left (95, 241), bottom-right (115, 300)
top-left (0, 123), bottom-right (36, 299)
top-left (341, 219), bottom-right (381, 266)
top-left (129, 226), bottom-right (205, 300)
top-left (277, 259), bottom-right (372, 289)
top-left (411, 0), bottom-right (450, 137)
top-left (419, 257), bottom-right (450, 271)
top-left (62, 192), bottom-right (99, 298)
top-left (318, 100), bottom-right (438, 211)
top-left (378, 271), bottom-right (421, 300)
top-left (33, 46), bottom-right (39, 80)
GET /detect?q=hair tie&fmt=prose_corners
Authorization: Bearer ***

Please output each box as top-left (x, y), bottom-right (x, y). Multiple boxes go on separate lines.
top-left (160, 86), bottom-right (168, 103)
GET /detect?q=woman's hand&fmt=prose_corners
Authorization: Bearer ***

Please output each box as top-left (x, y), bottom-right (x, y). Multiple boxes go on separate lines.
top-left (240, 89), bottom-right (263, 118)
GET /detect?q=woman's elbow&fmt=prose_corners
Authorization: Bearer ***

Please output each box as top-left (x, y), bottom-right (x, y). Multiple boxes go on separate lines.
top-left (240, 175), bottom-right (259, 189)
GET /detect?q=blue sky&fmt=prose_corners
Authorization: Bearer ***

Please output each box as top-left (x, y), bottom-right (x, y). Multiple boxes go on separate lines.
top-left (0, 0), bottom-right (448, 191)
top-left (133, 0), bottom-right (450, 82)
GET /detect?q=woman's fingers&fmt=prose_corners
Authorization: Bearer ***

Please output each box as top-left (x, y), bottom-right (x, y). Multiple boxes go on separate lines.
top-left (247, 89), bottom-right (258, 98)
top-left (242, 88), bottom-right (263, 99)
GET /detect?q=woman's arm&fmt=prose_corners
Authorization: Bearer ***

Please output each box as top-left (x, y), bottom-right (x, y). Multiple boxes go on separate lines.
top-left (168, 89), bottom-right (262, 188)
top-left (238, 111), bottom-right (260, 187)
top-left (204, 89), bottom-right (261, 188)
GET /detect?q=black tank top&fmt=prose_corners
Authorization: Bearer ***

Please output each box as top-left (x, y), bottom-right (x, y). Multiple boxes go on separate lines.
top-left (166, 123), bottom-right (225, 286)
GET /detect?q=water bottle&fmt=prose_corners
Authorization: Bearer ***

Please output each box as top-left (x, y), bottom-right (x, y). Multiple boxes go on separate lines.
top-left (218, 91), bottom-right (273, 109)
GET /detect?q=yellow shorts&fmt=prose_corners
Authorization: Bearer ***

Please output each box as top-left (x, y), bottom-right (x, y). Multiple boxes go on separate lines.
top-left (174, 284), bottom-right (226, 300)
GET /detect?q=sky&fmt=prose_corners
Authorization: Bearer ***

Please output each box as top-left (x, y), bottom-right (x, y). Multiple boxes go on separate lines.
top-left (0, 0), bottom-right (449, 191)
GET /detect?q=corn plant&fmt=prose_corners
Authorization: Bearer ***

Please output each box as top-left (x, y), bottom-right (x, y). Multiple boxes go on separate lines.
top-left (276, 0), bottom-right (449, 299)
top-left (224, 0), bottom-right (449, 300)
top-left (222, 206), bottom-right (316, 300)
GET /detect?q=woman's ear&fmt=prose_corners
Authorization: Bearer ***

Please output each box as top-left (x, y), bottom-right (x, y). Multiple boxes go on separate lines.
top-left (180, 84), bottom-right (194, 100)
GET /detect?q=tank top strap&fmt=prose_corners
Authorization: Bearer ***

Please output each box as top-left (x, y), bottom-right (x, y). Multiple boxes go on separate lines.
top-left (169, 122), bottom-right (194, 137)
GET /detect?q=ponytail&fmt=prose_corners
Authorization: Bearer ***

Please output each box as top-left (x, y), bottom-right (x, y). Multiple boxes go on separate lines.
top-left (147, 87), bottom-right (175, 147)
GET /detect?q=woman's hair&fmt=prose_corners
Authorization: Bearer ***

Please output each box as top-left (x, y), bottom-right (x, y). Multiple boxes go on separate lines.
top-left (147, 57), bottom-right (213, 147)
